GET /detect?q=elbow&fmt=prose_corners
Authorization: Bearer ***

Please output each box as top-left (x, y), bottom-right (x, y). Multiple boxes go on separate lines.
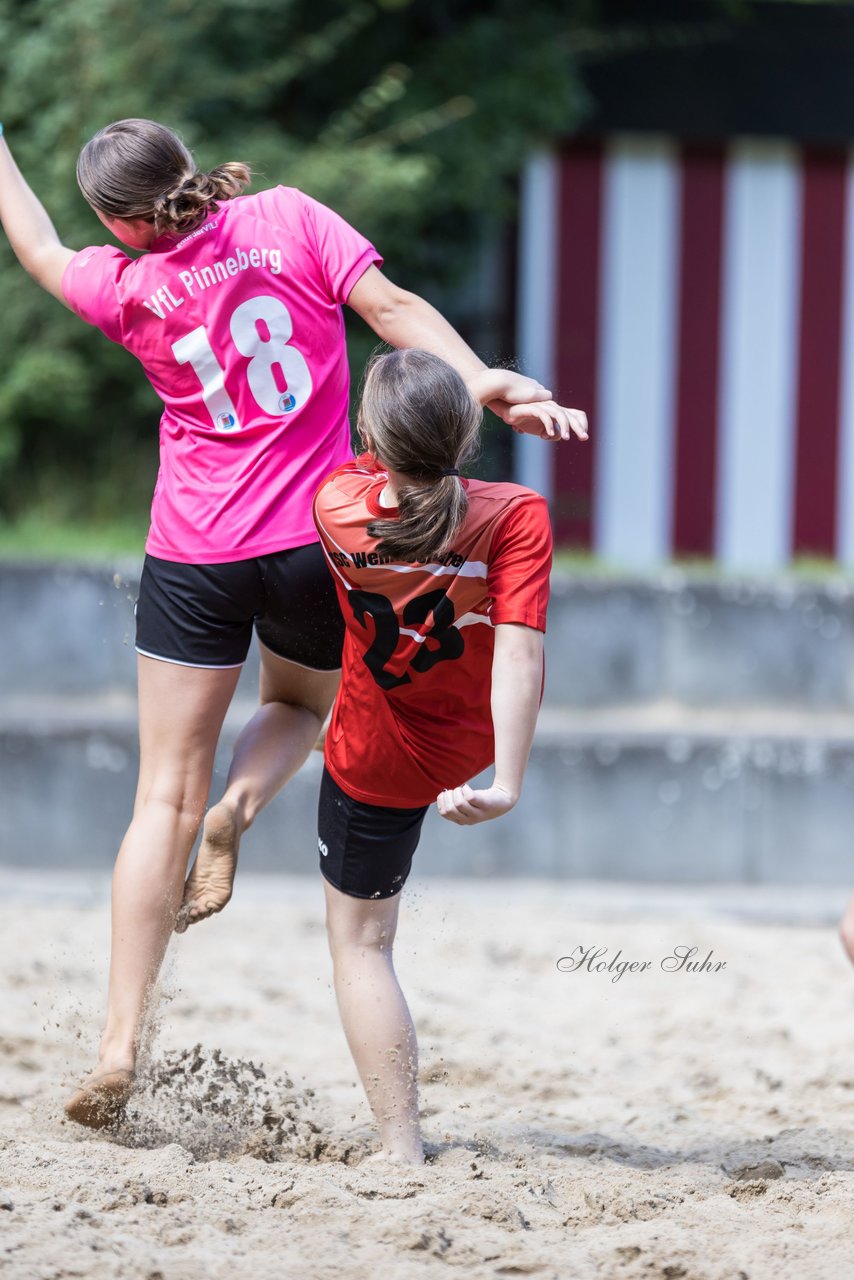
top-left (369, 288), bottom-right (415, 341)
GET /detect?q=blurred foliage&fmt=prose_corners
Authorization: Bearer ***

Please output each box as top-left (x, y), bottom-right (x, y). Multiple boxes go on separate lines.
top-left (0, 0), bottom-right (591, 521)
top-left (1, 0), bottom-right (808, 526)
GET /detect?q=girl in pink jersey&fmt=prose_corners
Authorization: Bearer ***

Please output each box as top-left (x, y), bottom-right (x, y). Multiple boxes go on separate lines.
top-left (0, 118), bottom-right (586, 1129)
top-left (313, 349), bottom-right (556, 1164)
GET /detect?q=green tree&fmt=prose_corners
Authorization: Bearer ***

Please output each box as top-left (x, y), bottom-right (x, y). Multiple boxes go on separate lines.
top-left (0, 0), bottom-right (584, 521)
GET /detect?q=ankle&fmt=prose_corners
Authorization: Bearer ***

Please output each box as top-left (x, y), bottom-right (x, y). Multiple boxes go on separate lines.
top-left (210, 795), bottom-right (251, 833)
top-left (97, 1030), bottom-right (137, 1074)
top-left (379, 1122), bottom-right (424, 1165)
top-left (380, 1139), bottom-right (425, 1165)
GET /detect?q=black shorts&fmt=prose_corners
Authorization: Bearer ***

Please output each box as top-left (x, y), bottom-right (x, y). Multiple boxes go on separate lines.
top-left (317, 768), bottom-right (429, 900)
top-left (136, 544), bottom-right (344, 670)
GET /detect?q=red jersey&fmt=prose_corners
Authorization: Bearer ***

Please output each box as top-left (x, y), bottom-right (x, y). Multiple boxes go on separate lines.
top-left (312, 457), bottom-right (552, 807)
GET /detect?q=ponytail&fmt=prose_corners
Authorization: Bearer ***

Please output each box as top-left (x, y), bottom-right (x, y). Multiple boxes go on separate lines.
top-left (151, 162), bottom-right (251, 235)
top-left (360, 349), bottom-right (481, 563)
top-left (368, 473), bottom-right (470, 563)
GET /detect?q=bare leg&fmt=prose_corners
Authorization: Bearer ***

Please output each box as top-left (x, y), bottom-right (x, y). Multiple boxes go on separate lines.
top-left (840, 893), bottom-right (854, 964)
top-left (65, 656), bottom-right (240, 1126)
top-left (323, 879), bottom-right (424, 1165)
top-left (177, 646), bottom-right (339, 929)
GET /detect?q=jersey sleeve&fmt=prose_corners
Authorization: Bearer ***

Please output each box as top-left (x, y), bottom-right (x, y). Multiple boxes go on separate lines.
top-left (295, 190), bottom-right (383, 303)
top-left (61, 245), bottom-right (130, 344)
top-left (486, 494), bottom-right (553, 631)
top-left (312, 478), bottom-right (334, 540)
top-left (312, 471), bottom-right (347, 557)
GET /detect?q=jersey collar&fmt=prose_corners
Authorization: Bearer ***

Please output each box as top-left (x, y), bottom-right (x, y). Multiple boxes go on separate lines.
top-left (366, 476), bottom-right (398, 518)
top-left (149, 208), bottom-right (222, 254)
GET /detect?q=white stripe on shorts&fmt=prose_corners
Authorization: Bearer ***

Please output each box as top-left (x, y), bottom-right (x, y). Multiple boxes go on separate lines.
top-left (135, 647), bottom-right (246, 671)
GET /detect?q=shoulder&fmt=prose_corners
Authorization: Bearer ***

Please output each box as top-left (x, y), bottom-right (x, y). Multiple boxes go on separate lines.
top-left (234, 185), bottom-right (312, 228)
top-left (248, 185), bottom-right (372, 245)
top-left (464, 482), bottom-right (552, 559)
top-left (63, 244), bottom-right (134, 290)
top-left (61, 245), bottom-right (136, 342)
top-left (466, 481), bottom-right (550, 523)
top-left (467, 480), bottom-right (546, 501)
top-left (315, 456), bottom-right (380, 513)
top-left (227, 185), bottom-right (348, 254)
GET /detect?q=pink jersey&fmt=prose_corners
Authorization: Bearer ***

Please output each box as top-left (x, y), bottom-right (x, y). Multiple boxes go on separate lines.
top-left (61, 187), bottom-right (382, 562)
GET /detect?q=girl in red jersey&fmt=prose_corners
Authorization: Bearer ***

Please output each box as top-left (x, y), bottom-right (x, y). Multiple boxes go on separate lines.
top-left (312, 348), bottom-right (558, 1165)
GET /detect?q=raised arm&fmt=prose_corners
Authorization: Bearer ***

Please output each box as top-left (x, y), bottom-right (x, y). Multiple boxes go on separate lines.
top-left (0, 127), bottom-right (76, 304)
top-left (436, 622), bottom-right (544, 825)
top-left (346, 265), bottom-right (588, 442)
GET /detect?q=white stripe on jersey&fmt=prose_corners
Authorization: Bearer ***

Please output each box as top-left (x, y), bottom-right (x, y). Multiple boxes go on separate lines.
top-left (380, 560), bottom-right (489, 579)
top-left (314, 506), bottom-right (490, 586)
top-left (399, 612), bottom-right (491, 645)
top-left (317, 496), bottom-right (494, 652)
top-left (455, 611), bottom-right (493, 628)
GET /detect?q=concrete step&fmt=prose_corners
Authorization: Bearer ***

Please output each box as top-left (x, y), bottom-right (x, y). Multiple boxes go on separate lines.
top-left (5, 561), bottom-right (854, 709)
top-left (7, 693), bottom-right (854, 739)
top-left (4, 696), bottom-right (854, 883)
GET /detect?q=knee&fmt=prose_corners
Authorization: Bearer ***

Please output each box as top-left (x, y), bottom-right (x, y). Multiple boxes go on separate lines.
top-left (135, 777), bottom-right (208, 832)
top-left (260, 669), bottom-right (339, 723)
top-left (325, 911), bottom-right (396, 964)
top-left (261, 691), bottom-right (332, 726)
top-left (261, 693), bottom-right (323, 724)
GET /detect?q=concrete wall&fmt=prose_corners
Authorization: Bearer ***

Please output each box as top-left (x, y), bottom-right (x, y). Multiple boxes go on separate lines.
top-left (6, 561), bottom-right (854, 707)
top-left (2, 561), bottom-right (854, 881)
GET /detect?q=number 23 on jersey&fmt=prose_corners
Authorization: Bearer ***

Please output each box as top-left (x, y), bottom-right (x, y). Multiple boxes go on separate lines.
top-left (349, 587), bottom-right (465, 690)
top-left (171, 295), bottom-right (312, 432)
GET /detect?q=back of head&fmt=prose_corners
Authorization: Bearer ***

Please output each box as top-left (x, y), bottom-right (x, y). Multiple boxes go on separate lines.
top-left (76, 118), bottom-right (251, 236)
top-left (359, 349), bottom-right (482, 563)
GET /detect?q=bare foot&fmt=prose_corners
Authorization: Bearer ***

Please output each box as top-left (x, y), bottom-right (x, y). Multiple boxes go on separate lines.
top-left (175, 802), bottom-right (240, 934)
top-left (363, 1147), bottom-right (425, 1168)
top-left (64, 1068), bottom-right (136, 1130)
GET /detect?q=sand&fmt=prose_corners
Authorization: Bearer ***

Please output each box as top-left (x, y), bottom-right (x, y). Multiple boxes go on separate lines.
top-left (1, 873), bottom-right (854, 1280)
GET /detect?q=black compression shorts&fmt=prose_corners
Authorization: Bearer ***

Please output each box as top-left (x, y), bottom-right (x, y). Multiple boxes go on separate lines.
top-left (317, 768), bottom-right (429, 899)
top-left (135, 543), bottom-right (344, 670)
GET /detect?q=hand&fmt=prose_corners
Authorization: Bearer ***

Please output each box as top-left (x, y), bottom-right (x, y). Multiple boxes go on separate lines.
top-left (467, 367), bottom-right (551, 407)
top-left (436, 782), bottom-right (517, 826)
top-left (488, 397), bottom-right (589, 442)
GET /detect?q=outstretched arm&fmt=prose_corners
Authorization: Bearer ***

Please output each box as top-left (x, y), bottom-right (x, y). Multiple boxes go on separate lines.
top-left (0, 128), bottom-right (76, 304)
top-left (346, 266), bottom-right (587, 442)
top-left (437, 622), bottom-right (544, 825)
top-left (347, 264), bottom-right (490, 381)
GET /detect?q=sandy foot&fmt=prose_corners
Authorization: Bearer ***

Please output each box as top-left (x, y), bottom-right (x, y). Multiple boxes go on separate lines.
top-left (175, 803), bottom-right (240, 934)
top-left (362, 1149), bottom-right (426, 1168)
top-left (64, 1069), bottom-right (136, 1130)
